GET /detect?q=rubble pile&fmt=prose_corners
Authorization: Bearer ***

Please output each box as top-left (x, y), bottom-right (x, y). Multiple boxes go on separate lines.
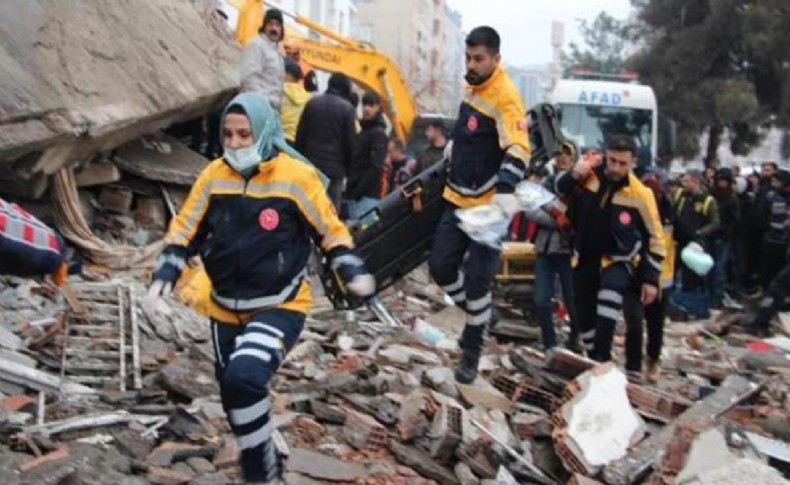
top-left (0, 269), bottom-right (789, 484)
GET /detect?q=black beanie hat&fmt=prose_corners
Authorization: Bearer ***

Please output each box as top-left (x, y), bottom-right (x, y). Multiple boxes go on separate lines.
top-left (263, 9), bottom-right (284, 38)
top-left (328, 72), bottom-right (352, 99)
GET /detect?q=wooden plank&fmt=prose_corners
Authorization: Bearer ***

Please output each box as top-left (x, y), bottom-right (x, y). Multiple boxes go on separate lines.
top-left (118, 285), bottom-right (126, 392)
top-left (128, 286), bottom-right (142, 390)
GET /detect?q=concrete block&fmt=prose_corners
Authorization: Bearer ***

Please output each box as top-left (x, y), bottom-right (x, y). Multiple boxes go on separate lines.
top-left (74, 163), bottom-right (121, 187)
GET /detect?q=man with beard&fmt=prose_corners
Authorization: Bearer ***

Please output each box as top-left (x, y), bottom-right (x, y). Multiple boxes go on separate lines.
top-left (241, 8), bottom-right (286, 112)
top-left (428, 26), bottom-right (531, 383)
top-left (556, 135), bottom-right (665, 363)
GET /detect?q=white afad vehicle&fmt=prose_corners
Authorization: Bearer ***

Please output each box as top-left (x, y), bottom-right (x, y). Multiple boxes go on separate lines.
top-left (551, 76), bottom-right (668, 167)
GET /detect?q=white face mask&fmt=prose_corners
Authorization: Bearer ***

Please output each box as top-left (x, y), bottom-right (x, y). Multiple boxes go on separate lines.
top-left (224, 137), bottom-right (263, 174)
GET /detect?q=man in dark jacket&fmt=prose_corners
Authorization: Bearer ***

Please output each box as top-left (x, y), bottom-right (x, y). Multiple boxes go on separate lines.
top-left (759, 170), bottom-right (790, 288)
top-left (556, 134), bottom-right (665, 363)
top-left (709, 168), bottom-right (739, 308)
top-left (295, 73), bottom-right (357, 208)
top-left (345, 91), bottom-right (388, 220)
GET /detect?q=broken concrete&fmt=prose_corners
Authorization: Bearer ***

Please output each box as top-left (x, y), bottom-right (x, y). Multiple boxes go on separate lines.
top-left (603, 375), bottom-right (760, 484)
top-left (112, 135), bottom-right (212, 186)
top-left (285, 448), bottom-right (370, 482)
top-left (554, 363), bottom-right (645, 476)
top-left (0, 0), bottom-right (238, 169)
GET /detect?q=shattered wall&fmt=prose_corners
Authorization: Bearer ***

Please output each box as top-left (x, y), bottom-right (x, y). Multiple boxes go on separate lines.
top-left (0, 0), bottom-right (239, 171)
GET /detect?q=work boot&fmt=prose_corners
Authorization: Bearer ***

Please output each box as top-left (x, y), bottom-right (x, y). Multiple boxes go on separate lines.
top-left (645, 358), bottom-right (661, 384)
top-left (454, 352), bottom-right (480, 384)
top-left (565, 332), bottom-right (582, 354)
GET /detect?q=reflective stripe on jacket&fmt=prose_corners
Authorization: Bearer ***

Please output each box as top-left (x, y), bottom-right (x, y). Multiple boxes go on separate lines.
top-left (162, 153), bottom-right (353, 322)
top-left (444, 67), bottom-right (531, 208)
top-left (558, 168), bottom-right (666, 286)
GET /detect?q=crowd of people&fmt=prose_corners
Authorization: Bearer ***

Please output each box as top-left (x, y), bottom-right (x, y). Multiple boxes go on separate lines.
top-left (232, 7), bottom-right (446, 221)
top-left (136, 8), bottom-right (789, 483)
top-left (516, 144), bottom-right (790, 383)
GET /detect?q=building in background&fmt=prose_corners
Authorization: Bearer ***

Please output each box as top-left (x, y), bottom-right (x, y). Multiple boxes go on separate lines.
top-left (355, 0), bottom-right (463, 116)
top-left (444, 5), bottom-right (464, 113)
top-left (506, 64), bottom-right (554, 110)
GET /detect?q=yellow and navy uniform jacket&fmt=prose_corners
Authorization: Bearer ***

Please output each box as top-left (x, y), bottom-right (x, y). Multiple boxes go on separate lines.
top-left (444, 66), bottom-right (531, 208)
top-left (557, 166), bottom-right (666, 286)
top-left (153, 153), bottom-right (353, 324)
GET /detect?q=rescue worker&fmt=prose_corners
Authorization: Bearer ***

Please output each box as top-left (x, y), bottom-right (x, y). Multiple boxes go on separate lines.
top-left (556, 134), bottom-right (665, 363)
top-left (417, 120), bottom-right (449, 170)
top-left (280, 59), bottom-right (311, 146)
top-left (241, 8), bottom-right (285, 112)
top-left (345, 91), bottom-right (388, 220)
top-left (622, 168), bottom-right (675, 383)
top-left (427, 26), bottom-right (531, 383)
top-left (145, 93), bottom-right (374, 484)
top-left (669, 171), bottom-right (719, 318)
top-left (381, 138), bottom-right (418, 196)
top-left (295, 73), bottom-right (357, 209)
top-left (521, 141), bottom-right (580, 352)
top-left (759, 170), bottom-right (790, 288)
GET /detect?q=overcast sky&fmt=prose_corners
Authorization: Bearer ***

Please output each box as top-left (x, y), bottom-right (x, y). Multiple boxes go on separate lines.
top-left (446, 0), bottom-right (632, 67)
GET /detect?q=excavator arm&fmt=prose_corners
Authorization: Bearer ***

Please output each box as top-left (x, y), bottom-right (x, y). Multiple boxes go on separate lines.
top-left (232, 1), bottom-right (417, 141)
top-left (288, 36), bottom-right (417, 141)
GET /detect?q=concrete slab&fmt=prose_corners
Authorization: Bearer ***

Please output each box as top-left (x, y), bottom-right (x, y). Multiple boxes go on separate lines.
top-left (0, 0), bottom-right (238, 167)
top-left (285, 448), bottom-right (369, 482)
top-left (112, 135), bottom-right (211, 186)
top-left (675, 428), bottom-right (732, 483)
